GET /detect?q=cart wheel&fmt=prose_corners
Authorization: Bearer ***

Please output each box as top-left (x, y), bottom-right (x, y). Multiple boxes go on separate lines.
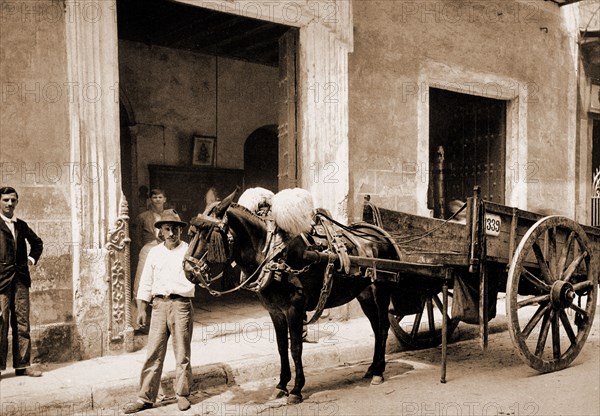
top-left (507, 216), bottom-right (598, 372)
top-left (389, 290), bottom-right (459, 349)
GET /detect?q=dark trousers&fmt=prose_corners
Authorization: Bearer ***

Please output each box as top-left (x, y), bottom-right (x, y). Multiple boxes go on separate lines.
top-left (0, 279), bottom-right (31, 371)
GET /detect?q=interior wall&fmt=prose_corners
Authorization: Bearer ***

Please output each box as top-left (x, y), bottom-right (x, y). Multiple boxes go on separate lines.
top-left (118, 40), bottom-right (279, 194)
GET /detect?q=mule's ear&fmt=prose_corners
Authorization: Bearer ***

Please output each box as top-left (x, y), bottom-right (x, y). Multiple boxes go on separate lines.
top-left (214, 187), bottom-right (239, 217)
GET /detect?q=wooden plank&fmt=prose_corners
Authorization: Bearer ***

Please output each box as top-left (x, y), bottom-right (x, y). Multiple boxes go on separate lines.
top-left (363, 199), bottom-right (600, 273)
top-left (483, 200), bottom-right (600, 264)
top-left (373, 206), bottom-right (470, 255)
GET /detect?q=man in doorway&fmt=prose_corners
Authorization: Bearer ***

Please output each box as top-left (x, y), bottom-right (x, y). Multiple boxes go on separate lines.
top-left (0, 186), bottom-right (43, 378)
top-left (133, 188), bottom-right (168, 300)
top-left (123, 209), bottom-right (195, 413)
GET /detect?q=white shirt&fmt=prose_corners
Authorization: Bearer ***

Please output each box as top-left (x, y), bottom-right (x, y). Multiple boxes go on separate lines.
top-left (0, 213), bottom-right (36, 265)
top-left (136, 241), bottom-right (195, 303)
top-left (0, 213), bottom-right (16, 238)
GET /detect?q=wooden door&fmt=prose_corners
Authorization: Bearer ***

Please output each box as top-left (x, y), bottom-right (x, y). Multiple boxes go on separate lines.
top-left (277, 29), bottom-right (299, 189)
top-left (429, 88), bottom-right (506, 218)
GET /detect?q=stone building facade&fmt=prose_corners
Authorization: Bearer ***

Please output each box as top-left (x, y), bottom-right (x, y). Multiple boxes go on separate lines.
top-left (0, 0), bottom-right (598, 363)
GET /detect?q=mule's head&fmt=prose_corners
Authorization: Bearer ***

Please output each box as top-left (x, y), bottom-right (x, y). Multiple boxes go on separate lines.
top-left (183, 188), bottom-right (238, 286)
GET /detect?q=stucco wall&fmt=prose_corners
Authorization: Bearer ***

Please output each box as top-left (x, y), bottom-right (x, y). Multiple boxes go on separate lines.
top-left (348, 0), bottom-right (577, 221)
top-left (118, 40), bottom-right (278, 189)
top-left (0, 1), bottom-right (77, 361)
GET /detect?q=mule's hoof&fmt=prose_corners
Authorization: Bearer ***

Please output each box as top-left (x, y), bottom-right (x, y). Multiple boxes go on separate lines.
top-left (269, 388), bottom-right (288, 400)
top-left (287, 394), bottom-right (303, 404)
top-left (370, 375), bottom-right (384, 385)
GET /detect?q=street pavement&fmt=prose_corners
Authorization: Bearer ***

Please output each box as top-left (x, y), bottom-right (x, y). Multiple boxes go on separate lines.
top-left (0, 293), bottom-right (536, 415)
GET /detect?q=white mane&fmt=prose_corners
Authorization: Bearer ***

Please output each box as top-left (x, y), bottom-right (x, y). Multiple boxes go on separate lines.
top-left (271, 188), bottom-right (314, 236)
top-left (237, 187), bottom-right (274, 213)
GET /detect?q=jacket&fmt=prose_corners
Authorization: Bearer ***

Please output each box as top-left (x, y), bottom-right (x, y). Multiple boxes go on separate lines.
top-left (0, 218), bottom-right (43, 292)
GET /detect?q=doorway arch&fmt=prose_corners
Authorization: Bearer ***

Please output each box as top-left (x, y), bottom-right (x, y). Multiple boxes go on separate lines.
top-left (244, 125), bottom-right (279, 192)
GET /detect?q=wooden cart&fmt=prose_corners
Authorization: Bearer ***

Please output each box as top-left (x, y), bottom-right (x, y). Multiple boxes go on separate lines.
top-left (318, 187), bottom-right (598, 382)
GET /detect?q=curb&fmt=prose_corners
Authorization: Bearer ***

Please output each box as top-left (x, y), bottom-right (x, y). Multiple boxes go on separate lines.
top-left (95, 334), bottom-right (379, 410)
top-left (0, 316), bottom-right (510, 413)
top-left (88, 316), bottom-right (507, 408)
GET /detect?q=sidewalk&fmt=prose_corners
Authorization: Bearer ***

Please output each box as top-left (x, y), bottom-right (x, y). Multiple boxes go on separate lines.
top-left (0, 291), bottom-right (508, 414)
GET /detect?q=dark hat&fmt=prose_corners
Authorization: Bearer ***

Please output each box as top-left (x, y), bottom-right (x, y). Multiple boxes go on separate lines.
top-left (154, 209), bottom-right (187, 229)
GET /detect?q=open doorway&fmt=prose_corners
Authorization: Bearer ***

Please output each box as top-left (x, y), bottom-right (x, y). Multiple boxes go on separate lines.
top-left (428, 88), bottom-right (507, 218)
top-left (244, 125), bottom-right (279, 192)
top-left (116, 0), bottom-right (295, 316)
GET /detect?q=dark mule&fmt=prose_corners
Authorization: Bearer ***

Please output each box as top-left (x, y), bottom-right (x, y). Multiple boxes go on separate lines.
top-left (183, 189), bottom-right (400, 404)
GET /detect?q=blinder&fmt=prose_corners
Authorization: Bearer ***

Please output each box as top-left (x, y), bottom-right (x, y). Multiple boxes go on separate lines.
top-left (183, 215), bottom-right (233, 287)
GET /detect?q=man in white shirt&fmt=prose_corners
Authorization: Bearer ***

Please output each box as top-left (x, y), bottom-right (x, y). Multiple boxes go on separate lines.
top-left (124, 209), bottom-right (195, 413)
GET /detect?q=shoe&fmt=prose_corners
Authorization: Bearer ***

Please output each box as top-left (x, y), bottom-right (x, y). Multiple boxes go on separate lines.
top-left (15, 368), bottom-right (42, 377)
top-left (177, 396), bottom-right (191, 411)
top-left (123, 400), bottom-right (153, 414)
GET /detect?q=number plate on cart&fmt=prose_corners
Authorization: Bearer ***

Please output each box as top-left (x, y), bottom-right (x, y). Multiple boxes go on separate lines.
top-left (484, 213), bottom-right (501, 236)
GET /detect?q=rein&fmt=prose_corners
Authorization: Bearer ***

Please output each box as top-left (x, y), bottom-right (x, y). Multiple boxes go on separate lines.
top-left (194, 254), bottom-right (265, 297)
top-left (185, 210), bottom-right (318, 297)
top-left (184, 210), bottom-right (288, 296)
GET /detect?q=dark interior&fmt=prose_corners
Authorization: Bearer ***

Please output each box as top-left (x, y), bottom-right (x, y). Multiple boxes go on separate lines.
top-left (117, 0), bottom-right (291, 67)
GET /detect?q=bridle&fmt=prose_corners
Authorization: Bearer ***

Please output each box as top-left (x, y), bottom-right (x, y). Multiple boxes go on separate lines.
top-left (183, 210), bottom-right (279, 296)
top-left (183, 215), bottom-right (235, 295)
top-left (184, 205), bottom-right (317, 297)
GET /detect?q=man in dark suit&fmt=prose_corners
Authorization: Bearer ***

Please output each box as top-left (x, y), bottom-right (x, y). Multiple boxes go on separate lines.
top-left (0, 186), bottom-right (43, 378)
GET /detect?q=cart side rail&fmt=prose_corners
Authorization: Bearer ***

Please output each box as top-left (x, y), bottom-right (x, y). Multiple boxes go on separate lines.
top-left (362, 197), bottom-right (472, 266)
top-left (483, 201), bottom-right (600, 265)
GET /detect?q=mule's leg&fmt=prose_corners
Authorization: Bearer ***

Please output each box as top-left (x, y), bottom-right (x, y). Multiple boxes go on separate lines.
top-left (287, 305), bottom-right (306, 404)
top-left (370, 283), bottom-right (392, 385)
top-left (356, 287), bottom-right (380, 379)
top-left (269, 312), bottom-right (291, 399)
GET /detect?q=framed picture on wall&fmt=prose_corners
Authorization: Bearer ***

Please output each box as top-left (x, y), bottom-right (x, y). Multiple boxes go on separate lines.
top-left (192, 135), bottom-right (216, 167)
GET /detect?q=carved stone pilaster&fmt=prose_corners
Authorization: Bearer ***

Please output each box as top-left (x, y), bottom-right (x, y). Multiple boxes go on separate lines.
top-left (105, 196), bottom-right (133, 345)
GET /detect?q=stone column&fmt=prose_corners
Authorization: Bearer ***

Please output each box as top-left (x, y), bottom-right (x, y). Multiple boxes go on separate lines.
top-left (64, 0), bottom-right (123, 357)
top-left (298, 20), bottom-right (352, 223)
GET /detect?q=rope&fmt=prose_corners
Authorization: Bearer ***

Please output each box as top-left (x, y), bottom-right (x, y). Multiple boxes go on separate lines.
top-left (391, 203), bottom-right (467, 244)
top-left (317, 202), bottom-right (467, 245)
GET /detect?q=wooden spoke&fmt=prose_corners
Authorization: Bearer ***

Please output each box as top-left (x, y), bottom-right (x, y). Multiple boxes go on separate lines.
top-left (522, 303), bottom-right (552, 338)
top-left (557, 231), bottom-right (575, 280)
top-left (569, 303), bottom-right (589, 320)
top-left (561, 251), bottom-right (588, 283)
top-left (522, 268), bottom-right (551, 291)
top-left (558, 310), bottom-right (577, 345)
top-left (517, 294), bottom-right (550, 308)
top-left (507, 216), bottom-right (597, 372)
top-left (389, 290), bottom-right (459, 349)
top-left (551, 312), bottom-right (561, 360)
top-left (532, 242), bottom-right (554, 284)
top-left (426, 298), bottom-right (435, 335)
top-left (535, 309), bottom-right (553, 357)
top-left (432, 293), bottom-right (452, 324)
top-left (410, 307), bottom-right (424, 338)
top-left (572, 281), bottom-right (594, 292)
top-left (547, 227), bottom-right (558, 278)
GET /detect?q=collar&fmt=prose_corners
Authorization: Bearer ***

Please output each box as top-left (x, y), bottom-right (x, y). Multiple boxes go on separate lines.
top-left (0, 213), bottom-right (17, 223)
